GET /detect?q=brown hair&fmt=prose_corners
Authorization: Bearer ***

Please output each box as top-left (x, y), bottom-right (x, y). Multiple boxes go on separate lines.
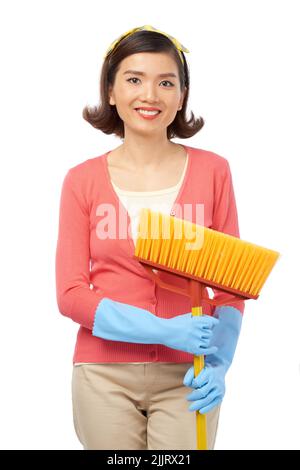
top-left (82, 30), bottom-right (205, 140)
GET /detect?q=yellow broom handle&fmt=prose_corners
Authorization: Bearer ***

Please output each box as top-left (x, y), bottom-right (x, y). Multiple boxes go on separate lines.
top-left (192, 305), bottom-right (207, 450)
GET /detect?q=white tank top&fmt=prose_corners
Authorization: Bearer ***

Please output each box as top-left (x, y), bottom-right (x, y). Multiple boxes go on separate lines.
top-left (111, 152), bottom-right (189, 247)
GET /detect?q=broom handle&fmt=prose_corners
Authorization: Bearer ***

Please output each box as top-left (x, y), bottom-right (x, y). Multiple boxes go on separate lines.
top-left (190, 280), bottom-right (207, 450)
top-left (138, 264), bottom-right (208, 449)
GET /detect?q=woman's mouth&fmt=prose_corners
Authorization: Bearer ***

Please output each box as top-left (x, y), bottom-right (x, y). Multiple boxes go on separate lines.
top-left (135, 108), bottom-right (162, 120)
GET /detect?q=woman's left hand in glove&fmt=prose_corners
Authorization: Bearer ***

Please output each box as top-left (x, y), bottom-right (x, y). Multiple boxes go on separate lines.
top-left (184, 363), bottom-right (226, 414)
top-left (183, 305), bottom-right (243, 414)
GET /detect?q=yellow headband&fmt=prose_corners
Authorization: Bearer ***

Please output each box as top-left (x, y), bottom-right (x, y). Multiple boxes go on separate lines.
top-left (103, 25), bottom-right (189, 65)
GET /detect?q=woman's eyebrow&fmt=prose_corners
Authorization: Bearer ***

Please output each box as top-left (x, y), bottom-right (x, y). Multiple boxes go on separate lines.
top-left (123, 70), bottom-right (177, 78)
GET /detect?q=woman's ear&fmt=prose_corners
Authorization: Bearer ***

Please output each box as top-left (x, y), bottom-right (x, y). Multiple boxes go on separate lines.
top-left (179, 86), bottom-right (187, 109)
top-left (108, 85), bottom-right (115, 106)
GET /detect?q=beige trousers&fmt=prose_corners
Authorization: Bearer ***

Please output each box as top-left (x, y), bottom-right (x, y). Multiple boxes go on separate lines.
top-left (71, 362), bottom-right (221, 450)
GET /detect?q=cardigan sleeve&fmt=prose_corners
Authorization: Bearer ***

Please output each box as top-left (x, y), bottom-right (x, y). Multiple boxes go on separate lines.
top-left (211, 159), bottom-right (245, 315)
top-left (55, 168), bottom-right (103, 330)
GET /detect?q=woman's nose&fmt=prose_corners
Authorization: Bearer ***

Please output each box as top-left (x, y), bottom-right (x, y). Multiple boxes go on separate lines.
top-left (141, 85), bottom-right (160, 101)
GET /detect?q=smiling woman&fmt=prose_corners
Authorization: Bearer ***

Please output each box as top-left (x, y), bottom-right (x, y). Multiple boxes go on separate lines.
top-left (82, 26), bottom-right (204, 139)
top-left (57, 24), bottom-right (243, 452)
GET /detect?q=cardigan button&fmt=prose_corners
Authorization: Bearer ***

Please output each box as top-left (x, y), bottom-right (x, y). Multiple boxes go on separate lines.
top-left (170, 209), bottom-right (176, 216)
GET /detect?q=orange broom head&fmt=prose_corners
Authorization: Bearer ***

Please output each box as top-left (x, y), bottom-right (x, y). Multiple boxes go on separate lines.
top-left (134, 209), bottom-right (280, 299)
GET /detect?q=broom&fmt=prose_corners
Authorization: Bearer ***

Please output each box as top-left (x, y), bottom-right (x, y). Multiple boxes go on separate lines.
top-left (133, 208), bottom-right (280, 450)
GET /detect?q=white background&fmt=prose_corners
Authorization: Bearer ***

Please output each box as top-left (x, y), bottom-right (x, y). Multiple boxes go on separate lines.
top-left (0, 0), bottom-right (299, 450)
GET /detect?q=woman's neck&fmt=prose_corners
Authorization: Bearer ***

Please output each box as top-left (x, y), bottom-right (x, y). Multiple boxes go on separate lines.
top-left (117, 141), bottom-right (180, 171)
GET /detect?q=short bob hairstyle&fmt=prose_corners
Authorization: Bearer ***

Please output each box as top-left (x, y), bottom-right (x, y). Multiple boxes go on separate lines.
top-left (82, 29), bottom-right (204, 140)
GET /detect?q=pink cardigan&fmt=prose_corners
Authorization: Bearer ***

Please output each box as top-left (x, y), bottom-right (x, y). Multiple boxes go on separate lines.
top-left (55, 145), bottom-right (245, 364)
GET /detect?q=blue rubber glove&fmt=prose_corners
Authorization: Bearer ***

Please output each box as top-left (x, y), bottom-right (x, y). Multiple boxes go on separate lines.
top-left (183, 306), bottom-right (242, 414)
top-left (92, 297), bottom-right (219, 356)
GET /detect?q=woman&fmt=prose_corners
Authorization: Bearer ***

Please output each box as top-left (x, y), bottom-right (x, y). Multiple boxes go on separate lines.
top-left (55, 25), bottom-right (245, 450)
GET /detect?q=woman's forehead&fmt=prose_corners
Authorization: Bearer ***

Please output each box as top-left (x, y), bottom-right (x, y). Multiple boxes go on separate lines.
top-left (120, 51), bottom-right (177, 70)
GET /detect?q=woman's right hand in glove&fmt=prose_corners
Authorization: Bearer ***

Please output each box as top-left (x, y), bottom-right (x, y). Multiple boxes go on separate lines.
top-left (92, 298), bottom-right (219, 356)
top-left (160, 312), bottom-right (219, 356)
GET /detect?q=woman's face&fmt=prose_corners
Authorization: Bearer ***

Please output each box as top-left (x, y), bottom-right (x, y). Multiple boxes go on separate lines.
top-left (108, 52), bottom-right (186, 136)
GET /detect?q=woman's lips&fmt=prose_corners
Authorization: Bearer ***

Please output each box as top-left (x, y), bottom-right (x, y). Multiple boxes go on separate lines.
top-left (134, 109), bottom-right (162, 120)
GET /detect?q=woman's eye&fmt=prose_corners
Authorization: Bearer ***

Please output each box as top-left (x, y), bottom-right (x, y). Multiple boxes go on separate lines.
top-left (127, 78), bottom-right (174, 87)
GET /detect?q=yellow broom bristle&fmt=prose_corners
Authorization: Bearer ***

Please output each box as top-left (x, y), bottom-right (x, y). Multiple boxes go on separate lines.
top-left (134, 208), bottom-right (280, 298)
